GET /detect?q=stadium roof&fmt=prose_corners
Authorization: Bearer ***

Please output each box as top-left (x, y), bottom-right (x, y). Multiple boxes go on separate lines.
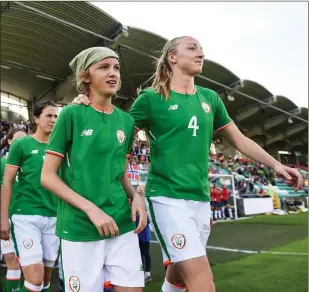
top-left (1, 1), bottom-right (307, 155)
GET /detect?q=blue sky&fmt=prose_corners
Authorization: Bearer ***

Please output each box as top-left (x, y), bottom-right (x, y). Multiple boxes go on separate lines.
top-left (93, 2), bottom-right (308, 108)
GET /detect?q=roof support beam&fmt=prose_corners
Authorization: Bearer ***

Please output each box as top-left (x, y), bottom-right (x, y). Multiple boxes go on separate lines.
top-left (246, 108), bottom-right (302, 138)
top-left (236, 96), bottom-right (277, 122)
top-left (264, 123), bottom-right (307, 147)
top-left (1, 60), bottom-right (65, 82)
top-left (285, 138), bottom-right (308, 150)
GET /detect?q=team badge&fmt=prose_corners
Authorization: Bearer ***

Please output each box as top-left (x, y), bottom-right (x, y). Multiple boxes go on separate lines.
top-left (23, 238), bottom-right (33, 249)
top-left (3, 240), bottom-right (11, 248)
top-left (171, 234), bottom-right (186, 249)
top-left (201, 102), bottom-right (211, 113)
top-left (69, 276), bottom-right (80, 292)
top-left (116, 130), bottom-right (126, 144)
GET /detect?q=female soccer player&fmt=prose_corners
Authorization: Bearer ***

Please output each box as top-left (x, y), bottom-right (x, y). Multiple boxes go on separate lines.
top-left (41, 47), bottom-right (147, 292)
top-left (72, 37), bottom-right (303, 292)
top-left (1, 101), bottom-right (59, 292)
top-left (0, 128), bottom-right (26, 292)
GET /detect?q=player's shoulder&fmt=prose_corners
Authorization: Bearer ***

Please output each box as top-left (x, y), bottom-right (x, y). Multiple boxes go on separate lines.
top-left (14, 135), bottom-right (31, 145)
top-left (136, 87), bottom-right (162, 102)
top-left (59, 104), bottom-right (82, 115)
top-left (114, 106), bottom-right (134, 125)
top-left (196, 85), bottom-right (219, 101)
top-left (8, 135), bottom-right (31, 152)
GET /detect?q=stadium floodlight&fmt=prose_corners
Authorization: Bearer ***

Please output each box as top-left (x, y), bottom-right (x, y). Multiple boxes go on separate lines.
top-left (227, 94), bottom-right (235, 101)
top-left (0, 65), bottom-right (10, 70)
top-left (269, 95), bottom-right (277, 104)
top-left (290, 107), bottom-right (302, 115)
top-left (36, 74), bottom-right (55, 81)
top-left (122, 25), bottom-right (129, 37)
top-left (288, 117), bottom-right (293, 124)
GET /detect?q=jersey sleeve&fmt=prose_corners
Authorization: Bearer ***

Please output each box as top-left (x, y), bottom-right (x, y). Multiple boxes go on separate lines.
top-left (6, 139), bottom-right (23, 168)
top-left (46, 106), bottom-right (73, 158)
top-left (129, 91), bottom-right (151, 130)
top-left (213, 93), bottom-right (233, 132)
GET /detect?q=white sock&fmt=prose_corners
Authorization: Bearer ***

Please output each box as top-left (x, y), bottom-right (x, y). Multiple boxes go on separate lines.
top-left (214, 210), bottom-right (217, 219)
top-left (145, 271), bottom-right (151, 277)
top-left (42, 282), bottom-right (50, 290)
top-left (218, 210), bottom-right (222, 219)
top-left (24, 280), bottom-right (43, 291)
top-left (228, 208), bottom-right (233, 218)
top-left (162, 279), bottom-right (186, 292)
top-left (221, 207), bottom-right (226, 218)
top-left (6, 269), bottom-right (21, 279)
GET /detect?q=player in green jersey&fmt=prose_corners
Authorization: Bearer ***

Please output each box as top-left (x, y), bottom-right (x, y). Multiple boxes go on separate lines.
top-left (0, 128), bottom-right (26, 292)
top-left (41, 47), bottom-right (147, 292)
top-left (72, 37), bottom-right (303, 292)
top-left (1, 101), bottom-right (59, 292)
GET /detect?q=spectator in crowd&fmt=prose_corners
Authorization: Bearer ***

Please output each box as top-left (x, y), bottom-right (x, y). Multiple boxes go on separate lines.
top-left (221, 185), bottom-right (233, 219)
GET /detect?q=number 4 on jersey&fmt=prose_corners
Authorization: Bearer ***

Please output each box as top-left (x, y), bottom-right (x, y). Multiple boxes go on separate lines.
top-left (188, 116), bottom-right (199, 136)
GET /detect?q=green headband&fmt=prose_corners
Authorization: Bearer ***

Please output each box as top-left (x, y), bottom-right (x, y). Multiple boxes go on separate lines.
top-left (69, 47), bottom-right (119, 92)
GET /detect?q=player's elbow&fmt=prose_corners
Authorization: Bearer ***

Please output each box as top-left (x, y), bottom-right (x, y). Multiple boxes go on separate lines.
top-left (40, 167), bottom-right (53, 190)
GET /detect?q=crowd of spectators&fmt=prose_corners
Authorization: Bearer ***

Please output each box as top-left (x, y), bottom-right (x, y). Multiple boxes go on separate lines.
top-left (0, 120), bottom-right (32, 156)
top-left (128, 137), bottom-right (151, 171)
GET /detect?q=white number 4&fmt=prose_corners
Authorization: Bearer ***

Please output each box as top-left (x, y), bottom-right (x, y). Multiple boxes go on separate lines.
top-left (188, 116), bottom-right (199, 136)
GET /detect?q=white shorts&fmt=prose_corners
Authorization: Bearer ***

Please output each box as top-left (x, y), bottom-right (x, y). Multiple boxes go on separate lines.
top-left (61, 231), bottom-right (144, 292)
top-left (146, 196), bottom-right (211, 266)
top-left (1, 222), bottom-right (16, 256)
top-left (11, 215), bottom-right (60, 267)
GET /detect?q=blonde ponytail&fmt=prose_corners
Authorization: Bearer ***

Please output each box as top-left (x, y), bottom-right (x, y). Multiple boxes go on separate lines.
top-left (150, 37), bottom-right (183, 100)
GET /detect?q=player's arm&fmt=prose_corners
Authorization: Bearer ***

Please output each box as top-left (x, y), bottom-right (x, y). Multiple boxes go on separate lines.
top-left (129, 90), bottom-right (151, 133)
top-left (120, 122), bottom-right (140, 201)
top-left (220, 124), bottom-right (303, 190)
top-left (213, 93), bottom-right (303, 191)
top-left (41, 154), bottom-right (97, 215)
top-left (1, 141), bottom-right (21, 240)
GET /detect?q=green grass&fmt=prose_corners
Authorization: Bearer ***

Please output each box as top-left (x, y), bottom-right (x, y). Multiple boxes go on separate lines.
top-left (212, 247), bottom-right (307, 292)
top-left (144, 213), bottom-right (308, 292)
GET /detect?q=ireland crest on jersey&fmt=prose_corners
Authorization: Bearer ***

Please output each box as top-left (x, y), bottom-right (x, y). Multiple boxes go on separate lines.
top-left (116, 130), bottom-right (126, 144)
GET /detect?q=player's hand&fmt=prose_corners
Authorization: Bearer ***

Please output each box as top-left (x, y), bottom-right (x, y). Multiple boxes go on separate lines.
top-left (132, 193), bottom-right (148, 234)
top-left (136, 185), bottom-right (145, 195)
top-left (86, 206), bottom-right (119, 237)
top-left (274, 164), bottom-right (304, 191)
top-left (71, 94), bottom-right (91, 106)
top-left (0, 218), bottom-right (10, 241)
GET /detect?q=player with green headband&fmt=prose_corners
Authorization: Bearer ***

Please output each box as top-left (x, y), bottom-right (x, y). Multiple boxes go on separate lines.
top-left (41, 47), bottom-right (147, 292)
top-left (72, 37), bottom-right (304, 292)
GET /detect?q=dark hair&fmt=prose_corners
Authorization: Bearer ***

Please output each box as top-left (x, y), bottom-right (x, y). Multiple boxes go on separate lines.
top-left (0, 128), bottom-right (26, 150)
top-left (33, 100), bottom-right (57, 118)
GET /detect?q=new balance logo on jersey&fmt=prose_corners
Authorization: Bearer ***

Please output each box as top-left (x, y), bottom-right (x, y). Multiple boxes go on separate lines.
top-left (168, 104), bottom-right (179, 111)
top-left (31, 150), bottom-right (38, 154)
top-left (81, 129), bottom-right (93, 136)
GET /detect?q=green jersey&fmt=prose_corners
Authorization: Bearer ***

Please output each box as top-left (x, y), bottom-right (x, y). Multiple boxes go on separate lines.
top-left (46, 104), bottom-right (135, 242)
top-left (6, 136), bottom-right (58, 217)
top-left (0, 156), bottom-right (18, 216)
top-left (129, 86), bottom-right (232, 202)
